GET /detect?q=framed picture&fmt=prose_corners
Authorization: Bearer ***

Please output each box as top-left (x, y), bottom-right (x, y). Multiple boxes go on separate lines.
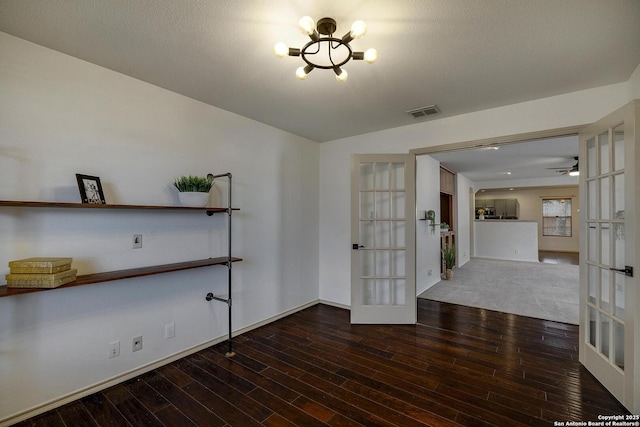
top-left (76, 174), bottom-right (106, 204)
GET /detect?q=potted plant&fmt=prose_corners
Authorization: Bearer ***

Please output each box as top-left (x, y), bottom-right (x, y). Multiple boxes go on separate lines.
top-left (442, 244), bottom-right (456, 280)
top-left (477, 208), bottom-right (486, 220)
top-left (440, 222), bottom-right (449, 232)
top-left (174, 175), bottom-right (214, 207)
top-left (426, 210), bottom-right (436, 233)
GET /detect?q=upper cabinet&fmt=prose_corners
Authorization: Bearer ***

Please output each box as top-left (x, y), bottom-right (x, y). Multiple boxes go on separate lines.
top-left (504, 199), bottom-right (518, 217)
top-left (475, 197), bottom-right (519, 219)
top-left (475, 199), bottom-right (494, 209)
top-left (440, 167), bottom-right (455, 195)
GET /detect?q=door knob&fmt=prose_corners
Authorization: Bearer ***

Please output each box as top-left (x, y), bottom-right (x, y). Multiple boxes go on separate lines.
top-left (352, 244), bottom-right (365, 250)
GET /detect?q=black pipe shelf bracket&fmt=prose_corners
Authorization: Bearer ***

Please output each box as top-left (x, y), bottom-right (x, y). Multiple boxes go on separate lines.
top-left (204, 172), bottom-right (237, 358)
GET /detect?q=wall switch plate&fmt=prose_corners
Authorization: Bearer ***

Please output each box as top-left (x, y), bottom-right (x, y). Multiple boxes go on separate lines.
top-left (109, 341), bottom-right (120, 359)
top-left (165, 322), bottom-right (175, 339)
top-left (133, 234), bottom-right (142, 249)
top-left (132, 335), bottom-right (143, 352)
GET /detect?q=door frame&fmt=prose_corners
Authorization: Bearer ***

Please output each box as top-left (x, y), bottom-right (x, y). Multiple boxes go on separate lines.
top-left (409, 124), bottom-right (586, 260)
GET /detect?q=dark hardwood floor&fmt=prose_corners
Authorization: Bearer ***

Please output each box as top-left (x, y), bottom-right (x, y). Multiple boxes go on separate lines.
top-left (16, 300), bottom-right (627, 426)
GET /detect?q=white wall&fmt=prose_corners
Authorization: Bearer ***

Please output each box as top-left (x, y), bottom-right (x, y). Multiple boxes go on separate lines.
top-left (415, 155), bottom-right (442, 294)
top-left (0, 32), bottom-right (319, 422)
top-left (319, 79), bottom-right (629, 306)
top-left (456, 173), bottom-right (474, 266)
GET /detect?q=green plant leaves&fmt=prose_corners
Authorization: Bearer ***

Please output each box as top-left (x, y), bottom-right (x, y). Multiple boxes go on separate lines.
top-left (442, 244), bottom-right (456, 269)
top-left (173, 175), bottom-right (214, 192)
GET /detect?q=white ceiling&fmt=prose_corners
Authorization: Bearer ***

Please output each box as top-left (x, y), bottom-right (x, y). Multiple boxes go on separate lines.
top-left (1, 0), bottom-right (639, 144)
top-left (429, 134), bottom-right (580, 186)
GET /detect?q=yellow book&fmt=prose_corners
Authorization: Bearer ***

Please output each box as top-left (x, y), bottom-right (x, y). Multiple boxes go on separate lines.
top-left (6, 269), bottom-right (77, 289)
top-left (9, 257), bottom-right (72, 274)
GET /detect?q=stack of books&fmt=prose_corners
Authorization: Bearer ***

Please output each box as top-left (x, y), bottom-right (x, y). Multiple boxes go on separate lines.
top-left (6, 257), bottom-right (77, 288)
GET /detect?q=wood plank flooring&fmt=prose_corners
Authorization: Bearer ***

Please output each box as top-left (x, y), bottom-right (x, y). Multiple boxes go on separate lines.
top-left (16, 300), bottom-right (627, 426)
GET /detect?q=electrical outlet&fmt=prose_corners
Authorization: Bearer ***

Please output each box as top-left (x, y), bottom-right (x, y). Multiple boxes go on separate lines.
top-left (132, 335), bottom-right (143, 352)
top-left (109, 341), bottom-right (120, 359)
top-left (427, 269), bottom-right (433, 276)
top-left (133, 234), bottom-right (142, 249)
top-left (165, 322), bottom-right (175, 340)
top-left (514, 248), bottom-right (520, 254)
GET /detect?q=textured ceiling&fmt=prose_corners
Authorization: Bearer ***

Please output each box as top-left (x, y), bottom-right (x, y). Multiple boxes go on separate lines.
top-left (0, 0), bottom-right (639, 143)
top-left (429, 135), bottom-right (580, 185)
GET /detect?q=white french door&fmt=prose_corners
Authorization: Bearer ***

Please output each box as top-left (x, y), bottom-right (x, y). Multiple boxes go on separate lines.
top-left (350, 154), bottom-right (416, 324)
top-left (579, 100), bottom-right (639, 412)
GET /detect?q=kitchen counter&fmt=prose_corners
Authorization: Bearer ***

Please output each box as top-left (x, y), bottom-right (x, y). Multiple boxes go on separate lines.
top-left (474, 220), bottom-right (539, 262)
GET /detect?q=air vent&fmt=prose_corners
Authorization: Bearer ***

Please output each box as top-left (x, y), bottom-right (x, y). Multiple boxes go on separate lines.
top-left (406, 105), bottom-right (440, 118)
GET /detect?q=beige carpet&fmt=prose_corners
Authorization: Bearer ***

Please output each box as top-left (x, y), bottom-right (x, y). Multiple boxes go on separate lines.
top-left (418, 258), bottom-right (579, 324)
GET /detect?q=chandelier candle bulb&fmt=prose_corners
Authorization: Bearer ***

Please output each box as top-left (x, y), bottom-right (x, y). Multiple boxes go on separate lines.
top-left (364, 48), bottom-right (378, 63)
top-left (298, 16), bottom-right (316, 35)
top-left (274, 42), bottom-right (288, 57)
top-left (334, 67), bottom-right (348, 82)
top-left (296, 66), bottom-right (311, 80)
top-left (350, 20), bottom-right (367, 39)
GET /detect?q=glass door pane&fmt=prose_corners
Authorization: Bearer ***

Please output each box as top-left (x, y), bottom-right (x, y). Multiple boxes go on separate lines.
top-left (584, 122), bottom-right (625, 372)
top-left (359, 161), bottom-right (407, 307)
top-left (587, 137), bottom-right (597, 178)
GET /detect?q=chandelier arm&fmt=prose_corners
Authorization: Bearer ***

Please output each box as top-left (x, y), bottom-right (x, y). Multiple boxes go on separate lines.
top-left (299, 37), bottom-right (353, 70)
top-left (306, 41), bottom-right (321, 55)
top-left (328, 39), bottom-right (336, 67)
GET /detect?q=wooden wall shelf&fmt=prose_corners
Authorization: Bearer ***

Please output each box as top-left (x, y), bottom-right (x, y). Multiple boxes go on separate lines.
top-left (0, 257), bottom-right (242, 298)
top-left (0, 200), bottom-right (237, 215)
top-left (1, 172), bottom-right (239, 355)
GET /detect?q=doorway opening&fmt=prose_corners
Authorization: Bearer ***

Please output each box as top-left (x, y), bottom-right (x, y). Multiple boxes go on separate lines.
top-left (412, 127), bottom-right (582, 324)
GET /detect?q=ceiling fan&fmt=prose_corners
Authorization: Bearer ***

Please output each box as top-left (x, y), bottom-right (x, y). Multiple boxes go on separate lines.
top-left (547, 156), bottom-right (579, 176)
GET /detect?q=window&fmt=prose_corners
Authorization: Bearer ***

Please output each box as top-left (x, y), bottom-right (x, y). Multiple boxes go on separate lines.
top-left (542, 198), bottom-right (572, 237)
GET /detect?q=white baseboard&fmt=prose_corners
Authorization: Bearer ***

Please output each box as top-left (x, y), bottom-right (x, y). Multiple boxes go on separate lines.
top-left (319, 299), bottom-right (350, 310)
top-left (0, 299), bottom-right (323, 427)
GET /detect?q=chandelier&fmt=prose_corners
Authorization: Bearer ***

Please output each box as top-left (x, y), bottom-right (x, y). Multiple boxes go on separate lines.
top-left (274, 16), bottom-right (378, 82)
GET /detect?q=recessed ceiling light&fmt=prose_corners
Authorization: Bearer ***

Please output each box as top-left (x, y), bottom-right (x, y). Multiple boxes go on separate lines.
top-left (477, 144), bottom-right (499, 150)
